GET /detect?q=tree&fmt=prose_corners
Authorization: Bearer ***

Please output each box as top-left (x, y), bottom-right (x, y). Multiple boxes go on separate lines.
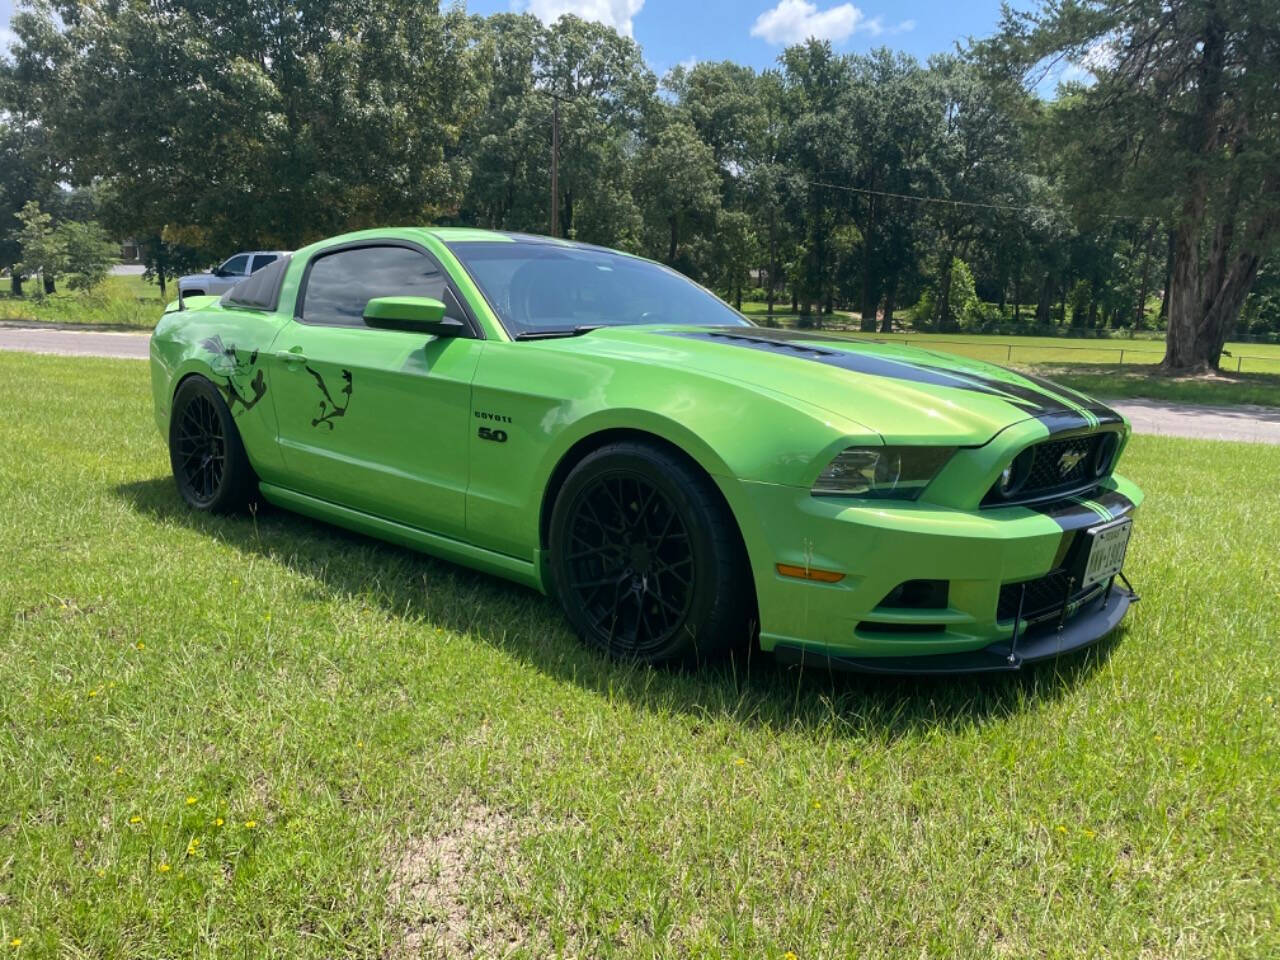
top-left (16, 201), bottom-right (64, 295)
top-left (57, 219), bottom-right (117, 291)
top-left (7, 1), bottom-right (490, 262)
top-left (981, 0), bottom-right (1280, 371)
top-left (710, 210), bottom-right (760, 309)
top-left (638, 117), bottom-right (720, 266)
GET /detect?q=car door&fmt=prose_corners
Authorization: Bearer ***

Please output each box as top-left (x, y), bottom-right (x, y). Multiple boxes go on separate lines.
top-left (267, 241), bottom-right (483, 541)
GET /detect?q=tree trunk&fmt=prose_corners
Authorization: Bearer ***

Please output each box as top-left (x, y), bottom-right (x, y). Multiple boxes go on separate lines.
top-left (667, 215), bottom-right (678, 264)
top-left (1158, 228), bottom-right (1174, 323)
top-left (10, 268), bottom-right (22, 297)
top-left (879, 277), bottom-right (896, 333)
top-left (934, 255), bottom-right (956, 331)
top-left (1035, 272), bottom-right (1053, 324)
top-left (1133, 224), bottom-right (1156, 329)
top-left (43, 273), bottom-right (56, 295)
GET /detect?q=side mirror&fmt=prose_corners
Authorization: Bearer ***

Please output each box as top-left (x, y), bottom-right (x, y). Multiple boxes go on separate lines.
top-left (363, 296), bottom-right (467, 337)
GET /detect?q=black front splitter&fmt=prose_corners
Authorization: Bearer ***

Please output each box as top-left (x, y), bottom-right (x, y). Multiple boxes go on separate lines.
top-left (774, 588), bottom-right (1136, 676)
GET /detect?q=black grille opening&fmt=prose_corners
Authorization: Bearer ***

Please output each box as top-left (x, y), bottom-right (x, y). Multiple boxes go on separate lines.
top-left (998, 570), bottom-right (1105, 624)
top-left (984, 431), bottom-right (1118, 507)
top-left (856, 621), bottom-right (947, 635)
top-left (875, 579), bottom-right (949, 610)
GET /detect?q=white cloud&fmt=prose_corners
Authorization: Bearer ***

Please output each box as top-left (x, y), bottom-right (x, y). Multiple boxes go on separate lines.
top-left (750, 2), bottom-right (914, 45)
top-left (750, 0), bottom-right (858, 45)
top-left (0, 26), bottom-right (17, 53)
top-left (522, 0), bottom-right (645, 37)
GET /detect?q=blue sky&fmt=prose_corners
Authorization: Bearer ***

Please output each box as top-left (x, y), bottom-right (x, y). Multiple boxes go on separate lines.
top-left (1, 1), bottom-right (1033, 79)
top-left (461, 0), bottom-right (1011, 75)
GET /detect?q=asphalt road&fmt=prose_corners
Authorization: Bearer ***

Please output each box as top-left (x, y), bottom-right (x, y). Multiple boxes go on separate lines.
top-left (2, 325), bottom-right (1278, 444)
top-left (0, 324), bottom-right (151, 360)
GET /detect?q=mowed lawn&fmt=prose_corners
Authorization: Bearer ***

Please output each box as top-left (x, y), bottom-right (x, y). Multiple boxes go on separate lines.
top-left (2, 352), bottom-right (1277, 959)
top-left (0, 274), bottom-right (167, 330)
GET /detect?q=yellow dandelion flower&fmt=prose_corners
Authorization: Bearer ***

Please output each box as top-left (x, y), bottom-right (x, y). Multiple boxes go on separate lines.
top-left (811, 800), bottom-right (821, 810)
top-left (356, 740), bottom-right (364, 748)
top-left (734, 757), bottom-right (746, 766)
top-left (88, 689), bottom-right (98, 698)
top-left (784, 952), bottom-right (798, 960)
top-left (135, 641), bottom-right (145, 651)
top-left (1055, 825), bottom-right (1067, 834)
top-left (185, 796), bottom-right (198, 806)
top-left (129, 815), bottom-right (142, 824)
top-left (263, 613), bottom-right (271, 622)
top-left (9, 939), bottom-right (21, 949)
top-left (114, 766), bottom-right (123, 776)
top-left (96, 869), bottom-right (105, 878)
top-left (158, 863), bottom-right (171, 873)
top-left (93, 755), bottom-right (104, 764)
top-left (244, 819), bottom-right (257, 829)
top-left (214, 817), bottom-right (225, 827)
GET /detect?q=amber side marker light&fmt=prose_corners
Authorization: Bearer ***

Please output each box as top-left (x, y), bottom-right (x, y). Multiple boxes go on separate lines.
top-left (776, 563), bottom-right (845, 583)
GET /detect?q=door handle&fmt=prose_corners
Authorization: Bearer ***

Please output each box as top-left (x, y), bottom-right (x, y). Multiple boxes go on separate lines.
top-left (276, 347), bottom-right (308, 365)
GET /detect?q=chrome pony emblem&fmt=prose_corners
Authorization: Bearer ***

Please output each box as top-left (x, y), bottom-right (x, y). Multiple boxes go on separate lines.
top-left (1058, 448), bottom-right (1087, 474)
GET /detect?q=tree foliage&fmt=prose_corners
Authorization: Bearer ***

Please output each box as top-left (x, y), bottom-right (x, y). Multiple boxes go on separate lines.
top-left (4, 0), bottom-right (1278, 365)
top-left (978, 0), bottom-right (1280, 369)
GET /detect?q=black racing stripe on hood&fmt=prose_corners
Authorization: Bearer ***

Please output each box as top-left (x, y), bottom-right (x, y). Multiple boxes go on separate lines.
top-left (1018, 369), bottom-right (1123, 426)
top-left (666, 329), bottom-right (1092, 422)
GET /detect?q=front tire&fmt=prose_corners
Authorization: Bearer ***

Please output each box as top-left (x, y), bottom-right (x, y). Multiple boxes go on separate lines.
top-left (548, 441), bottom-right (752, 665)
top-left (168, 376), bottom-right (258, 513)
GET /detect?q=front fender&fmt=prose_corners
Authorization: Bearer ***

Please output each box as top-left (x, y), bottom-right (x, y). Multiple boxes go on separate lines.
top-left (149, 305), bottom-right (290, 482)
top-left (464, 341), bottom-right (873, 567)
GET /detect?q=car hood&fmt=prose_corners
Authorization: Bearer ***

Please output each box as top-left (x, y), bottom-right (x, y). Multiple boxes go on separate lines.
top-left (551, 325), bottom-right (1121, 444)
top-left (179, 272), bottom-right (215, 284)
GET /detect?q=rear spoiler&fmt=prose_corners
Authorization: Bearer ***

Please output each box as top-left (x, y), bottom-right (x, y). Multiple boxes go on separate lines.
top-left (164, 295), bottom-right (221, 314)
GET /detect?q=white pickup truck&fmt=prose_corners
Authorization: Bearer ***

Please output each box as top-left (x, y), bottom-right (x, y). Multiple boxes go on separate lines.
top-left (177, 250), bottom-right (290, 304)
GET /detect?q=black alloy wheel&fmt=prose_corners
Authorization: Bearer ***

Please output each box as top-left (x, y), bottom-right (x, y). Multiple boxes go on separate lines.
top-left (169, 376), bottom-right (258, 513)
top-left (175, 392), bottom-right (226, 505)
top-left (549, 441), bottom-right (752, 665)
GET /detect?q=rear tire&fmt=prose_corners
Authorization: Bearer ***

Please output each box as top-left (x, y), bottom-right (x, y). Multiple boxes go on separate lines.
top-left (548, 441), bottom-right (752, 666)
top-left (168, 376), bottom-right (258, 513)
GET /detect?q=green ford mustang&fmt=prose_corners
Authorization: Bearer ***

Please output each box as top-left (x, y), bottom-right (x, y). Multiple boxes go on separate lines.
top-left (150, 227), bottom-right (1142, 673)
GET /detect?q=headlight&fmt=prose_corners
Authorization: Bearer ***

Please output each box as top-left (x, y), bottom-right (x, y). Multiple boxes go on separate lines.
top-left (812, 446), bottom-right (955, 499)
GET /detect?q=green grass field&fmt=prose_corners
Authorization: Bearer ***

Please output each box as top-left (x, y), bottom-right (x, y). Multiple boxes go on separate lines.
top-left (0, 274), bottom-right (167, 329)
top-left (2, 352), bottom-right (1277, 958)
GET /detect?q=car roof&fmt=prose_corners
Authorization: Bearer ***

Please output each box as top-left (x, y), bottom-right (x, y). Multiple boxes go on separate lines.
top-left (291, 227), bottom-right (647, 265)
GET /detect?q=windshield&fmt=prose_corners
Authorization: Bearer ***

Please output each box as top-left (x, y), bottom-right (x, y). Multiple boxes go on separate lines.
top-left (446, 240), bottom-right (750, 337)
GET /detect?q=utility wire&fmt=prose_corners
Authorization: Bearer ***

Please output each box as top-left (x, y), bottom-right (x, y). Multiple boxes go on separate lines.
top-left (804, 179), bottom-right (1154, 222)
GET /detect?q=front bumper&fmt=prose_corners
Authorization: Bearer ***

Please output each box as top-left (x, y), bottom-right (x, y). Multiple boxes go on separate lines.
top-left (774, 584), bottom-right (1136, 674)
top-left (737, 473), bottom-right (1143, 665)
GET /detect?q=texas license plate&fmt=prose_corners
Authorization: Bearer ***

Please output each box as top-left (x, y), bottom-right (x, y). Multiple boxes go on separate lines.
top-left (1081, 518), bottom-right (1132, 591)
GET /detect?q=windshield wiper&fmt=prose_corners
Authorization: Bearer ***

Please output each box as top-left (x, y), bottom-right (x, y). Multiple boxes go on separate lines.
top-left (514, 325), bottom-right (602, 341)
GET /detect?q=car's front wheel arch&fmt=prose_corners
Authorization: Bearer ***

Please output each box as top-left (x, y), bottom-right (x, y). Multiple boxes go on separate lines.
top-left (540, 428), bottom-right (759, 652)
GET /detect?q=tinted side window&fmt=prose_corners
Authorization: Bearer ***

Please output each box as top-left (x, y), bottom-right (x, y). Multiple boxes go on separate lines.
top-left (221, 255), bottom-right (250, 275)
top-left (300, 245), bottom-right (459, 328)
top-left (250, 254), bottom-right (277, 273)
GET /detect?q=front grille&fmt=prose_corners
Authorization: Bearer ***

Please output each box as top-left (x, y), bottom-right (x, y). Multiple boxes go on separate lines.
top-left (1026, 435), bottom-right (1097, 491)
top-left (997, 569), bottom-right (1104, 624)
top-left (984, 431), bottom-right (1116, 506)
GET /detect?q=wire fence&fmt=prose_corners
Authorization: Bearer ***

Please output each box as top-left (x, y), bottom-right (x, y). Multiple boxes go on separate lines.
top-left (833, 334), bottom-right (1280, 374)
